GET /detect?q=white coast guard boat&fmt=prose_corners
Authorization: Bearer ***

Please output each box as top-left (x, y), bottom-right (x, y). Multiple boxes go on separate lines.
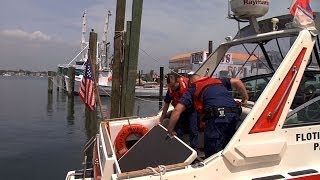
top-left (66, 0), bottom-right (320, 179)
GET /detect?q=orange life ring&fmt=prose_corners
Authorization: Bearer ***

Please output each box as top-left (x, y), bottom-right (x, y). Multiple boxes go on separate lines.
top-left (115, 124), bottom-right (149, 158)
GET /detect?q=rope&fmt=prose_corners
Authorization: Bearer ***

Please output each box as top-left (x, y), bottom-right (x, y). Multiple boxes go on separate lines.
top-left (138, 47), bottom-right (183, 78)
top-left (146, 165), bottom-right (167, 179)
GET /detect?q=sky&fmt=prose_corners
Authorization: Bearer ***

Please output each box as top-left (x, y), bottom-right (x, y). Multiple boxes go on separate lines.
top-left (0, 0), bottom-right (319, 72)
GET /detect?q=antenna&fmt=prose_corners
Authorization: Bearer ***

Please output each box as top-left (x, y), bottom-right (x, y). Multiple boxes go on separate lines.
top-left (81, 10), bottom-right (87, 61)
top-left (103, 10), bottom-right (112, 69)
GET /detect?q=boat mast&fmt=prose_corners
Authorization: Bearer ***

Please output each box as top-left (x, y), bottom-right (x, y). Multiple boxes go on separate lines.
top-left (81, 10), bottom-right (87, 61)
top-left (103, 10), bottom-right (112, 69)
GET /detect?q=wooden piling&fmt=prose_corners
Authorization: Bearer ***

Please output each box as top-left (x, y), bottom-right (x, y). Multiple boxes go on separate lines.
top-left (85, 30), bottom-right (98, 122)
top-left (111, 0), bottom-right (127, 118)
top-left (56, 67), bottom-right (62, 91)
top-left (208, 40), bottom-right (213, 55)
top-left (159, 67), bottom-right (164, 110)
top-left (138, 70), bottom-right (141, 86)
top-left (47, 71), bottom-right (54, 93)
top-left (120, 21), bottom-right (131, 117)
top-left (67, 66), bottom-right (75, 96)
top-left (125, 0), bottom-right (144, 116)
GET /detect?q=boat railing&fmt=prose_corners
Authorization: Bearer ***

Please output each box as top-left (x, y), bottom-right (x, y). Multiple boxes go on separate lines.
top-left (67, 44), bottom-right (89, 66)
top-left (116, 162), bottom-right (189, 180)
top-left (82, 135), bottom-right (96, 179)
top-left (105, 116), bottom-right (139, 122)
top-left (100, 122), bottom-right (113, 157)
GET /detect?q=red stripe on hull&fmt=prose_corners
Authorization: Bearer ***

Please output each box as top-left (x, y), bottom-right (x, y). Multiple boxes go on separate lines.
top-left (290, 174), bottom-right (320, 180)
top-left (250, 48), bottom-right (307, 133)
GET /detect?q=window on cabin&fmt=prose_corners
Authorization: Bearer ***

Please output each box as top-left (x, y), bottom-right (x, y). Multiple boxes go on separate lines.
top-left (284, 95), bottom-right (320, 127)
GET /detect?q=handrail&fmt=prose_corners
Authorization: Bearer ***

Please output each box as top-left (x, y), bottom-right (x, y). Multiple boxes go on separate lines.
top-left (104, 116), bottom-right (139, 122)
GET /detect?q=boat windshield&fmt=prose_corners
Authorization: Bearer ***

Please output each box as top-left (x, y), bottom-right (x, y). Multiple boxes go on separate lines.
top-left (202, 30), bottom-right (320, 110)
top-left (212, 35), bottom-right (300, 79)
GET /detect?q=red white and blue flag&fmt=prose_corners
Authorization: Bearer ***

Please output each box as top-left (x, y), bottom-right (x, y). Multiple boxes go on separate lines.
top-left (289, 0), bottom-right (315, 27)
top-left (79, 53), bottom-right (96, 111)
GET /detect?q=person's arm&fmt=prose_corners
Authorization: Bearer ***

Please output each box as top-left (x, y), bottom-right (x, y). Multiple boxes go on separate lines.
top-left (230, 78), bottom-right (249, 104)
top-left (159, 102), bottom-right (170, 123)
top-left (167, 103), bottom-right (186, 136)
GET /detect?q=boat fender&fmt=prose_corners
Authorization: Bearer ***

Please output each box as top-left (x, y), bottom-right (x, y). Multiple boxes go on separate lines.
top-left (115, 124), bottom-right (149, 158)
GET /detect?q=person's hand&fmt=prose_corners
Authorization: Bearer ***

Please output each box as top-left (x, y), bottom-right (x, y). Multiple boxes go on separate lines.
top-left (167, 129), bottom-right (177, 138)
top-left (241, 98), bottom-right (249, 107)
top-left (241, 99), bottom-right (248, 105)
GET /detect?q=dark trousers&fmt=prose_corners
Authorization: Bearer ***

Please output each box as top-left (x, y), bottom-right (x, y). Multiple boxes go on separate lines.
top-left (204, 113), bottom-right (238, 158)
top-left (175, 109), bottom-right (199, 150)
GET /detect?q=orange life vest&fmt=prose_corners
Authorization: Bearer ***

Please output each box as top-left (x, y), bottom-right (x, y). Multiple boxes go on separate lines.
top-left (169, 77), bottom-right (189, 106)
top-left (193, 77), bottom-right (223, 113)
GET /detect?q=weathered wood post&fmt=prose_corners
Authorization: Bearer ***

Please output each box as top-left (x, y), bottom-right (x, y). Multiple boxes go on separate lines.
top-left (120, 21), bottom-right (131, 117)
top-left (208, 40), bottom-right (213, 55)
top-left (138, 70), bottom-right (141, 86)
top-left (159, 66), bottom-right (164, 110)
top-left (85, 30), bottom-right (98, 122)
top-left (56, 67), bottom-right (62, 92)
top-left (67, 66), bottom-right (75, 96)
top-left (111, 0), bottom-right (127, 118)
top-left (47, 71), bottom-right (55, 93)
top-left (124, 0), bottom-right (143, 116)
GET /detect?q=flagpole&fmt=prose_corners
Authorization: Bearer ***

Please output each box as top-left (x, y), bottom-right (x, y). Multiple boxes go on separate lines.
top-left (93, 75), bottom-right (105, 120)
top-left (88, 48), bottom-right (105, 120)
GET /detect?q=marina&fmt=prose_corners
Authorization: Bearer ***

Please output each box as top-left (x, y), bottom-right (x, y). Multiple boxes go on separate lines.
top-left (64, 0), bottom-right (320, 179)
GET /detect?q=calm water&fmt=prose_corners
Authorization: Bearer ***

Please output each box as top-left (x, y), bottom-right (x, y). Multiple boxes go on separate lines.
top-left (0, 76), bottom-right (160, 179)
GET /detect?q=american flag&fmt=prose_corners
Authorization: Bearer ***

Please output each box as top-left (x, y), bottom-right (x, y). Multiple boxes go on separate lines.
top-left (79, 53), bottom-right (96, 111)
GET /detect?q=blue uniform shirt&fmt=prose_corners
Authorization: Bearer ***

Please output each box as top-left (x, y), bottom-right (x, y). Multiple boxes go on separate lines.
top-left (164, 90), bottom-right (173, 104)
top-left (179, 78), bottom-right (236, 111)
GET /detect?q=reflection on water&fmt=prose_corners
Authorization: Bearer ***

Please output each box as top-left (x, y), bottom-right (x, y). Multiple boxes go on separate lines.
top-left (47, 92), bottom-right (53, 115)
top-left (67, 96), bottom-right (75, 123)
top-left (0, 76), bottom-right (160, 180)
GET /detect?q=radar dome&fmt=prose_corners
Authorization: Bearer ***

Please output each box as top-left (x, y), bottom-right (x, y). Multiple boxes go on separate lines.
top-left (230, 0), bottom-right (269, 19)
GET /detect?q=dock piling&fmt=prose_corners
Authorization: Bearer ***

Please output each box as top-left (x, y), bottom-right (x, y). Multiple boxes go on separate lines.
top-left (47, 71), bottom-right (55, 93)
top-left (159, 67), bottom-right (164, 110)
top-left (67, 67), bottom-right (76, 96)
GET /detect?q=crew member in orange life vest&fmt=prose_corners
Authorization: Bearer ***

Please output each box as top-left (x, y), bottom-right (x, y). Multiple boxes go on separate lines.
top-left (159, 73), bottom-right (198, 150)
top-left (167, 74), bottom-right (249, 158)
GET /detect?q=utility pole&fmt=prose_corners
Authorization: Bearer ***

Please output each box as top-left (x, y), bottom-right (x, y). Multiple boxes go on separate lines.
top-left (111, 0), bottom-right (126, 118)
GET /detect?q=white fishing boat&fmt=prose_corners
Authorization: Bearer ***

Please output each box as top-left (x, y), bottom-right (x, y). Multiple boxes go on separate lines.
top-left (58, 10), bottom-right (89, 92)
top-left (66, 1), bottom-right (320, 179)
top-left (61, 10), bottom-right (163, 98)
